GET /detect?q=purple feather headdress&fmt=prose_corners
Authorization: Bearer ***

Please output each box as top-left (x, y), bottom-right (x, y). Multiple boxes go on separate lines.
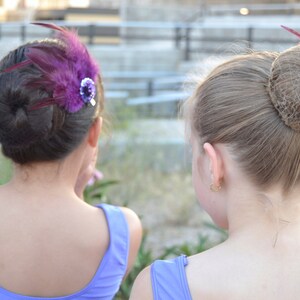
top-left (2, 23), bottom-right (99, 113)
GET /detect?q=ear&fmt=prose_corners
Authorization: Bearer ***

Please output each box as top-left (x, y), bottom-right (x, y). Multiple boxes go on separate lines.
top-left (87, 117), bottom-right (102, 148)
top-left (203, 143), bottom-right (224, 187)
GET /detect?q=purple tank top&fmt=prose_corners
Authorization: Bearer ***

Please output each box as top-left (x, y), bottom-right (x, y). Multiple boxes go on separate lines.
top-left (0, 203), bottom-right (129, 300)
top-left (151, 255), bottom-right (192, 300)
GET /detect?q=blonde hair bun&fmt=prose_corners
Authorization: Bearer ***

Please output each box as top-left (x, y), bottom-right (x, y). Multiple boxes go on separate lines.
top-left (268, 45), bottom-right (300, 132)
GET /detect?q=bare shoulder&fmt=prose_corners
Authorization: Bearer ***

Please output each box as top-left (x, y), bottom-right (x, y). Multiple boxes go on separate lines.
top-left (119, 207), bottom-right (143, 273)
top-left (120, 207), bottom-right (142, 243)
top-left (120, 207), bottom-right (142, 230)
top-left (130, 266), bottom-right (153, 300)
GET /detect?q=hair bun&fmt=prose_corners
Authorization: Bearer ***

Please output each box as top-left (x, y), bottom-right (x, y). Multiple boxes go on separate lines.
top-left (268, 45), bottom-right (300, 132)
top-left (14, 107), bottom-right (28, 129)
top-left (0, 92), bottom-right (53, 148)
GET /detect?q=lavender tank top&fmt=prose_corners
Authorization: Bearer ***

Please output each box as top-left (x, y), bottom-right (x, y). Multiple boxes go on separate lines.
top-left (151, 255), bottom-right (192, 300)
top-left (0, 203), bottom-right (129, 300)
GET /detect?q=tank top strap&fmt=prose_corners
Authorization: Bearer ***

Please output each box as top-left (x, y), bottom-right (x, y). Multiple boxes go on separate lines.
top-left (95, 203), bottom-right (130, 280)
top-left (151, 255), bottom-right (192, 300)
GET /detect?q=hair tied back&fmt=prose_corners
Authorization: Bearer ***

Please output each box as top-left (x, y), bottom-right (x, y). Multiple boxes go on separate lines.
top-left (267, 25), bottom-right (300, 132)
top-left (1, 22), bottom-right (99, 113)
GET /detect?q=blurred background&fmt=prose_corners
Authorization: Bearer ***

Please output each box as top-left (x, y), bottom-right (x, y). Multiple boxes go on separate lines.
top-left (0, 2), bottom-right (300, 295)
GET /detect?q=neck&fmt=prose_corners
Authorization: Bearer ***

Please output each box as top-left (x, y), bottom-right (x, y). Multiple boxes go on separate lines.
top-left (226, 183), bottom-right (300, 246)
top-left (7, 153), bottom-right (83, 201)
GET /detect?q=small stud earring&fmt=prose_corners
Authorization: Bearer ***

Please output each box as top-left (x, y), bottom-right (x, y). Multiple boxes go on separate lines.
top-left (210, 183), bottom-right (221, 192)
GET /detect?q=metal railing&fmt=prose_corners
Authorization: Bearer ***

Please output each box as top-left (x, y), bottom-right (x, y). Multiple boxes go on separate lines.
top-left (0, 20), bottom-right (299, 61)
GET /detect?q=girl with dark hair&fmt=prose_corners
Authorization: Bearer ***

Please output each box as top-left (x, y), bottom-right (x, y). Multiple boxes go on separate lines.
top-left (0, 23), bottom-right (142, 300)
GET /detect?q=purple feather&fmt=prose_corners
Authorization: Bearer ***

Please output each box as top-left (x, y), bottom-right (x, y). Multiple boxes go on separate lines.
top-left (2, 59), bottom-right (31, 72)
top-left (2, 23), bottom-right (99, 113)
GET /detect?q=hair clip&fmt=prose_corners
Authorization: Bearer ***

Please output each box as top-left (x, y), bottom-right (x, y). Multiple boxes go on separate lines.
top-left (1, 23), bottom-right (99, 113)
top-left (80, 77), bottom-right (96, 107)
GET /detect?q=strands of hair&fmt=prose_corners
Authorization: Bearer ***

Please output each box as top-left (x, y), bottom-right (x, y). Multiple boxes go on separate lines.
top-left (0, 23), bottom-right (103, 164)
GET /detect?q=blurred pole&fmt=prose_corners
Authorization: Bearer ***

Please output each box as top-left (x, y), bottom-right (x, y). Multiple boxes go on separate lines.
top-left (88, 23), bottom-right (95, 45)
top-left (184, 27), bottom-right (191, 61)
top-left (247, 26), bottom-right (253, 49)
top-left (120, 0), bottom-right (127, 43)
top-left (21, 24), bottom-right (26, 42)
top-left (175, 26), bottom-right (181, 49)
top-left (200, 0), bottom-right (207, 18)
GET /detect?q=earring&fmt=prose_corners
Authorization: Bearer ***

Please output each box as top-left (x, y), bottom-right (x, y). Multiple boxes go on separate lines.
top-left (210, 183), bottom-right (221, 192)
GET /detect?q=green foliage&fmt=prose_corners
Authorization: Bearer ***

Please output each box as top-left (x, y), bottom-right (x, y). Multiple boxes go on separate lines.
top-left (0, 153), bottom-right (12, 184)
top-left (161, 235), bottom-right (212, 257)
top-left (83, 178), bottom-right (119, 204)
top-left (161, 224), bottom-right (227, 258)
top-left (115, 233), bottom-right (155, 299)
top-left (105, 99), bottom-right (138, 131)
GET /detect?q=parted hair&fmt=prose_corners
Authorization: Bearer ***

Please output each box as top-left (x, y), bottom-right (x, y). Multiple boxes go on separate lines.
top-left (185, 47), bottom-right (300, 192)
top-left (0, 39), bottom-right (103, 165)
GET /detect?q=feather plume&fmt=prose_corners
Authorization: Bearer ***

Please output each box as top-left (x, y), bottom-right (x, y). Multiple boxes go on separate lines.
top-left (281, 25), bottom-right (300, 39)
top-left (2, 23), bottom-right (99, 113)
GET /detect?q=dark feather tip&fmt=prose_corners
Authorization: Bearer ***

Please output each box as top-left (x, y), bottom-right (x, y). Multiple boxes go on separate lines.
top-left (1, 60), bottom-right (31, 73)
top-left (31, 22), bottom-right (64, 33)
